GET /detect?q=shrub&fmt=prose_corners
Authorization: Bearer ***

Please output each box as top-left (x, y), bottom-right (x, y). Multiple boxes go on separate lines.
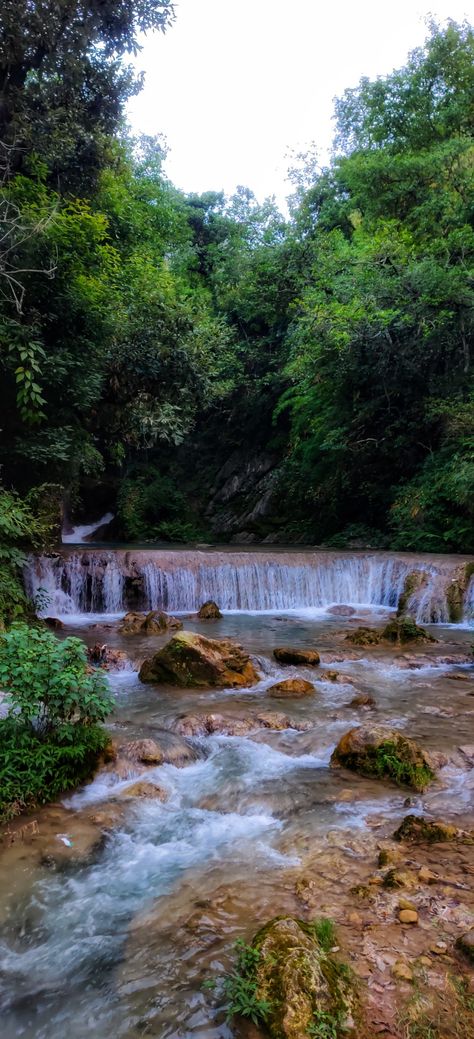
top-left (0, 719), bottom-right (109, 822)
top-left (0, 623), bottom-right (113, 737)
top-left (223, 939), bottom-right (272, 1025)
top-left (0, 624), bottom-right (113, 820)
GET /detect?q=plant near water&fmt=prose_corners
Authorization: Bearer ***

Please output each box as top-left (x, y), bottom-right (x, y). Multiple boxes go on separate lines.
top-left (0, 624), bottom-right (113, 821)
top-left (308, 1008), bottom-right (340, 1039)
top-left (223, 938), bottom-right (273, 1025)
top-left (0, 623), bottom-right (113, 737)
top-left (367, 741), bottom-right (434, 792)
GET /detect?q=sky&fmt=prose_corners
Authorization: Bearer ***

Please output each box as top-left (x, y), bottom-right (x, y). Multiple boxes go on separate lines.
top-left (127, 0), bottom-right (471, 207)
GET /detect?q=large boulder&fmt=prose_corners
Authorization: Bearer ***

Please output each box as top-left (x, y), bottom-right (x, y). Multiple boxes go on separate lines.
top-left (273, 647), bottom-right (320, 667)
top-left (119, 610), bottom-right (182, 635)
top-left (139, 631), bottom-right (260, 688)
top-left (240, 917), bottom-right (353, 1039)
top-left (331, 725), bottom-right (436, 791)
top-left (346, 619), bottom-right (436, 647)
top-left (266, 678), bottom-right (315, 699)
top-left (197, 600), bottom-right (222, 619)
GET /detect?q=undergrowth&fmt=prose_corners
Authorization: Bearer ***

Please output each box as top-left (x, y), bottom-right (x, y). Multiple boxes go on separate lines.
top-left (223, 938), bottom-right (272, 1025)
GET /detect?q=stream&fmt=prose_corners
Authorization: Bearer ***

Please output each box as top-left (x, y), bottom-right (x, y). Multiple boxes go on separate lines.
top-left (1, 550), bottom-right (474, 1037)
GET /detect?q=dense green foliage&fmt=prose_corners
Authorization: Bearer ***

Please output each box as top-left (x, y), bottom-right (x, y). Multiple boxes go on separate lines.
top-left (0, 624), bottom-right (113, 820)
top-left (1, 10), bottom-right (473, 554)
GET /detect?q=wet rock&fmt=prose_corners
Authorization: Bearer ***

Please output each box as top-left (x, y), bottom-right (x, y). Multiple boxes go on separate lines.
top-left (249, 917), bottom-right (353, 1039)
top-left (266, 678), bottom-right (315, 699)
top-left (346, 619), bottom-right (436, 647)
top-left (172, 710), bottom-right (309, 737)
top-left (119, 781), bottom-right (168, 801)
top-left (256, 711), bottom-right (309, 732)
top-left (383, 869), bottom-right (417, 889)
top-left (382, 617), bottom-right (437, 644)
top-left (393, 815), bottom-right (474, 844)
top-left (139, 631), bottom-right (260, 688)
top-left (273, 647), bottom-right (320, 667)
top-left (117, 738), bottom-right (164, 765)
top-left (119, 610), bottom-right (182, 635)
top-left (430, 941), bottom-right (448, 955)
top-left (345, 627), bottom-right (381, 646)
top-left (116, 731), bottom-right (198, 768)
top-left (197, 600), bottom-right (222, 619)
top-left (331, 726), bottom-right (436, 791)
top-left (316, 670), bottom-right (356, 685)
top-left (88, 643), bottom-right (131, 670)
top-left (326, 605), bottom-right (356, 617)
top-left (456, 930), bottom-right (474, 963)
top-left (43, 617), bottom-right (64, 630)
top-left (396, 571), bottom-right (429, 618)
top-left (345, 693), bottom-right (376, 709)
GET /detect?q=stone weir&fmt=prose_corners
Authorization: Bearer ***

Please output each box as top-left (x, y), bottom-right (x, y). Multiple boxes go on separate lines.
top-left (23, 547), bottom-right (474, 623)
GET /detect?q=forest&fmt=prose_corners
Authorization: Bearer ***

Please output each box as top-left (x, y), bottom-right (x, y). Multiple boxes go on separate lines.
top-left (1, 5), bottom-right (473, 621)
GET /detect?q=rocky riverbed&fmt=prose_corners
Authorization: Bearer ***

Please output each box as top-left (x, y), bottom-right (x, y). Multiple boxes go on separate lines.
top-left (0, 606), bottom-right (473, 1038)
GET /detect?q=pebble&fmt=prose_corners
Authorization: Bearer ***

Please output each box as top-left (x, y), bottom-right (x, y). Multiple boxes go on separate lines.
top-left (392, 960), bottom-right (414, 982)
top-left (399, 898), bottom-right (417, 911)
top-left (399, 909), bottom-right (418, 925)
top-left (418, 866), bottom-right (438, 884)
top-left (430, 941), bottom-right (448, 955)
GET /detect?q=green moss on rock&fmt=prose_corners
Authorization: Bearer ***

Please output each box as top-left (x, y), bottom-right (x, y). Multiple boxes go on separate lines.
top-left (331, 725), bottom-right (436, 791)
top-left (243, 916), bottom-right (354, 1039)
top-left (139, 631), bottom-right (260, 688)
top-left (393, 814), bottom-right (474, 844)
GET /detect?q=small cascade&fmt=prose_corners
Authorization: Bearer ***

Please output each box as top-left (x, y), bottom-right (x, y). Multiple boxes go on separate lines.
top-left (23, 549), bottom-right (474, 622)
top-left (62, 512), bottom-right (114, 545)
top-left (464, 574), bottom-right (474, 621)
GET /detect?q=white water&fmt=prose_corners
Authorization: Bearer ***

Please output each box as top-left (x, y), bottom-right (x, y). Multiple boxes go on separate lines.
top-left (62, 513), bottom-right (114, 544)
top-left (23, 549), bottom-right (474, 623)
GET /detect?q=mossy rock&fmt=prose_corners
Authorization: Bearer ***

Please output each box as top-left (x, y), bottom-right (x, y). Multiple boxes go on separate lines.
top-left (446, 564), bottom-right (474, 623)
top-left (381, 617), bottom-right (436, 644)
top-left (139, 631), bottom-right (260, 688)
top-left (396, 571), bottom-right (428, 618)
top-left (331, 725), bottom-right (436, 791)
top-left (250, 917), bottom-right (354, 1039)
top-left (345, 627), bottom-right (381, 646)
top-left (197, 600), bottom-right (222, 619)
top-left (393, 814), bottom-right (474, 844)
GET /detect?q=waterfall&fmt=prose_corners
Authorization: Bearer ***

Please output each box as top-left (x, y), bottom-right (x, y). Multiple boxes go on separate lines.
top-left (23, 549), bottom-right (474, 623)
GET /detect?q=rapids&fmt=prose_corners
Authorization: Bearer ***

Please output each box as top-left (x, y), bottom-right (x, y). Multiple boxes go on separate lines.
top-left (1, 551), bottom-right (474, 1037)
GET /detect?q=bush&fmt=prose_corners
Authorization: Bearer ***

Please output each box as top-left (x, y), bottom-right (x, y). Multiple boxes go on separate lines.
top-left (0, 623), bottom-right (113, 737)
top-left (0, 720), bottom-right (110, 822)
top-left (117, 467), bottom-right (204, 542)
top-left (0, 623), bottom-right (113, 820)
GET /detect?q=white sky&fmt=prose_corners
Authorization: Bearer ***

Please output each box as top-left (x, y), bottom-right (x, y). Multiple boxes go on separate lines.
top-left (127, 0), bottom-right (472, 206)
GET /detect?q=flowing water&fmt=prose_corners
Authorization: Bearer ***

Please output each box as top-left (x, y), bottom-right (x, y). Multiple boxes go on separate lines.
top-left (2, 550), bottom-right (474, 1037)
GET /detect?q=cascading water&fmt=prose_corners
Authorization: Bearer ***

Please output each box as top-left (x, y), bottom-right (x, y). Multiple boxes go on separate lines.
top-left (23, 548), bottom-right (474, 623)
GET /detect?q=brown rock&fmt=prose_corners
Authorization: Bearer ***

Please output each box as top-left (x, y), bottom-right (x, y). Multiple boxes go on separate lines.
top-left (266, 678), bottom-right (315, 699)
top-left (392, 961), bottom-right (413, 982)
top-left (197, 600), bottom-right (222, 619)
top-left (88, 643), bottom-right (131, 670)
top-left (399, 909), bottom-right (418, 925)
top-left (273, 647), bottom-right (320, 667)
top-left (119, 610), bottom-right (182, 635)
top-left (119, 781), bottom-right (168, 801)
top-left (139, 631), bottom-right (260, 688)
top-left (118, 739), bottom-right (164, 765)
top-left (331, 726), bottom-right (436, 791)
top-left (43, 617), bottom-right (65, 629)
top-left (345, 693), bottom-right (376, 709)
